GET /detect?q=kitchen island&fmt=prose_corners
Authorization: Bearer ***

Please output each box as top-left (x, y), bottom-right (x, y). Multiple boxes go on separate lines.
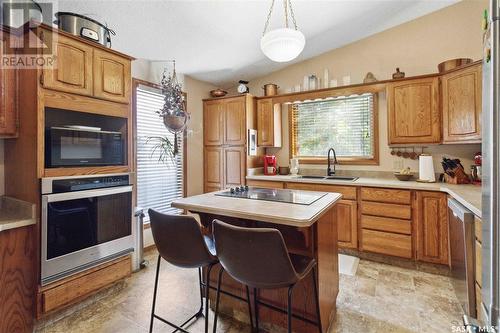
top-left (172, 188), bottom-right (342, 332)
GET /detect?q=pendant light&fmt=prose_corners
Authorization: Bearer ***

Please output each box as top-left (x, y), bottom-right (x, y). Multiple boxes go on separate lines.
top-left (260, 0), bottom-right (305, 63)
top-left (158, 60), bottom-right (189, 155)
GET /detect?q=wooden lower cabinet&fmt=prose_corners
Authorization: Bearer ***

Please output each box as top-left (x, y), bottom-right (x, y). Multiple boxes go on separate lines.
top-left (204, 147), bottom-right (223, 192)
top-left (0, 226), bottom-right (35, 333)
top-left (415, 191), bottom-right (449, 265)
top-left (246, 179), bottom-right (284, 189)
top-left (360, 229), bottom-right (412, 259)
top-left (223, 146), bottom-right (245, 188)
top-left (336, 200), bottom-right (358, 249)
top-left (37, 256), bottom-right (131, 317)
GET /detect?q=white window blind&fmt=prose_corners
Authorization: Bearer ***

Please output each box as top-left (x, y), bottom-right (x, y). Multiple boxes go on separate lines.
top-left (291, 93), bottom-right (375, 159)
top-left (136, 84), bottom-right (184, 221)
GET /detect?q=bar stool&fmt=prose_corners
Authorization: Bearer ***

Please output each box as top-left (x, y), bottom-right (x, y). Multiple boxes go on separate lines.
top-left (211, 220), bottom-right (322, 333)
top-left (148, 209), bottom-right (218, 333)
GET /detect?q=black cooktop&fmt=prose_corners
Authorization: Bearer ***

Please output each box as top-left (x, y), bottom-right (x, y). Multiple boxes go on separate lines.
top-left (215, 187), bottom-right (327, 205)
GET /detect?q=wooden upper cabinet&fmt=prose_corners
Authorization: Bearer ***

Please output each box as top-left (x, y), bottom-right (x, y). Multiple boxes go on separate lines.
top-left (442, 63), bottom-right (482, 143)
top-left (416, 191), bottom-right (449, 265)
top-left (257, 98), bottom-right (281, 147)
top-left (204, 100), bottom-right (224, 146)
top-left (223, 146), bottom-right (245, 188)
top-left (387, 77), bottom-right (441, 144)
top-left (224, 97), bottom-right (246, 145)
top-left (204, 146), bottom-right (223, 192)
top-left (93, 49), bottom-right (131, 104)
top-left (0, 34), bottom-right (18, 138)
top-left (42, 33), bottom-right (93, 96)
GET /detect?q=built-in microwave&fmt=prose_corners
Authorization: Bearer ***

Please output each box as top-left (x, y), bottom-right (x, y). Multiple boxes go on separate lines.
top-left (45, 126), bottom-right (124, 168)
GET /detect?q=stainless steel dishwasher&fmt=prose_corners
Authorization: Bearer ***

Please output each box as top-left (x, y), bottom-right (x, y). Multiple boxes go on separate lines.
top-left (449, 198), bottom-right (476, 318)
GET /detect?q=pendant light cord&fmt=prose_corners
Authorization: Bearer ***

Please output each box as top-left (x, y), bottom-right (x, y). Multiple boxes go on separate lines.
top-left (262, 0), bottom-right (298, 35)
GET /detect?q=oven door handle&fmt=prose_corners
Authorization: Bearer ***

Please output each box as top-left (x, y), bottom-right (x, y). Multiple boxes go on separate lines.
top-left (44, 185), bottom-right (133, 203)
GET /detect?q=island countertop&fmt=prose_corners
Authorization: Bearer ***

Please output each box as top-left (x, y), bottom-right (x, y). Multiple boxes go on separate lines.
top-left (171, 189), bottom-right (342, 227)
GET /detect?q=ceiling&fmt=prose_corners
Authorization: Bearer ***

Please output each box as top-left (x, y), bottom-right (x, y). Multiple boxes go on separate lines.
top-left (57, 0), bottom-right (458, 87)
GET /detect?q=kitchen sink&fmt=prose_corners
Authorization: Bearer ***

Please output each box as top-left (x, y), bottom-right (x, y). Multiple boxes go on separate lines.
top-left (299, 175), bottom-right (358, 181)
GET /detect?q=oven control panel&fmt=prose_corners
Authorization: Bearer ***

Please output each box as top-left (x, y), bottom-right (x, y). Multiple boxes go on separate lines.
top-left (52, 175), bottom-right (129, 193)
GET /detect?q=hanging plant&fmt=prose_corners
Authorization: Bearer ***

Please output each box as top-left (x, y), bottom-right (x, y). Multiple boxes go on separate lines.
top-left (146, 136), bottom-right (176, 164)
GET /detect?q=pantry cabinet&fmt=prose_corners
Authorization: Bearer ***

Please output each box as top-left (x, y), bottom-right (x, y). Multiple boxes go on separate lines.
top-left (387, 76), bottom-right (441, 144)
top-left (203, 94), bottom-right (261, 192)
top-left (257, 98), bottom-right (281, 147)
top-left (0, 33), bottom-right (18, 138)
top-left (415, 191), bottom-right (449, 265)
top-left (441, 63), bottom-right (482, 143)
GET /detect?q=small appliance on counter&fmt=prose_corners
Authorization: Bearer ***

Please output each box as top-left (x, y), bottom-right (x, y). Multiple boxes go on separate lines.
top-left (264, 155), bottom-right (277, 175)
top-left (54, 12), bottom-right (115, 47)
top-left (471, 152), bottom-right (482, 184)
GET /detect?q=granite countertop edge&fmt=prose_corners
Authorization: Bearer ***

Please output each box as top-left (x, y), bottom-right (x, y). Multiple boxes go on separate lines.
top-left (246, 175), bottom-right (482, 218)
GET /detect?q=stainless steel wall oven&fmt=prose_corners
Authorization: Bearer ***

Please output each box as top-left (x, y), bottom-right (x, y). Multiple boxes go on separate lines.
top-left (41, 174), bottom-right (134, 285)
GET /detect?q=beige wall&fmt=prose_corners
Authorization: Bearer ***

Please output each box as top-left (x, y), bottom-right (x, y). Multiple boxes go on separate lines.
top-left (183, 75), bottom-right (216, 195)
top-left (245, 0), bottom-right (486, 173)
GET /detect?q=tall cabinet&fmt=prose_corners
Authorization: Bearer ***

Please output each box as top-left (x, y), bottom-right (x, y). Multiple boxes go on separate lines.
top-left (203, 94), bottom-right (262, 192)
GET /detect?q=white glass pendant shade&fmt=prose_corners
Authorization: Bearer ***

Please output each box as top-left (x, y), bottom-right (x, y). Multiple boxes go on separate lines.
top-left (260, 28), bottom-right (305, 62)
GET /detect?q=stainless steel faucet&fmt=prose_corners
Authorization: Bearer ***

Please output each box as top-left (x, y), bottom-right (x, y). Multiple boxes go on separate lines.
top-left (327, 148), bottom-right (338, 176)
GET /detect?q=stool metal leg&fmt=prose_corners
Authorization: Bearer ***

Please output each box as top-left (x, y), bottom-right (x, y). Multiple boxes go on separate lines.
top-left (312, 266), bottom-right (322, 333)
top-left (287, 285), bottom-right (295, 333)
top-left (204, 264), bottom-right (214, 333)
top-left (253, 287), bottom-right (259, 332)
top-left (198, 267), bottom-right (204, 315)
top-left (149, 255), bottom-right (162, 333)
top-left (245, 285), bottom-right (254, 331)
top-left (212, 266), bottom-right (224, 333)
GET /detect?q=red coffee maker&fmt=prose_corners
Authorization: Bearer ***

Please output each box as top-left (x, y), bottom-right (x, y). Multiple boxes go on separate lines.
top-left (264, 155), bottom-right (277, 175)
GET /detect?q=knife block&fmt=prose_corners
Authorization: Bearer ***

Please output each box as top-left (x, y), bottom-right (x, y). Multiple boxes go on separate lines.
top-left (444, 166), bottom-right (471, 184)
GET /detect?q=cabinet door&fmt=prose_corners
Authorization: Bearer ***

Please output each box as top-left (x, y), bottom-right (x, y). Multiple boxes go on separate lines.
top-left (93, 49), bottom-right (131, 104)
top-left (416, 191), bottom-right (449, 264)
top-left (204, 100), bottom-right (224, 146)
top-left (224, 97), bottom-right (246, 145)
top-left (0, 34), bottom-right (17, 137)
top-left (42, 33), bottom-right (93, 96)
top-left (336, 200), bottom-right (358, 249)
top-left (223, 146), bottom-right (245, 188)
top-left (387, 77), bottom-right (441, 144)
top-left (257, 99), bottom-right (274, 146)
top-left (204, 146), bottom-right (223, 193)
top-left (442, 64), bottom-right (482, 143)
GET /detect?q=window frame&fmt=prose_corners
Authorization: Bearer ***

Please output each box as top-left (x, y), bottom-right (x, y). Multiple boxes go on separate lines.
top-left (288, 93), bottom-right (379, 165)
top-left (132, 78), bottom-right (187, 226)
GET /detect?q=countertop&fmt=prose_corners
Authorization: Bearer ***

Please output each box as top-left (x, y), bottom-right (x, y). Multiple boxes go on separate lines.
top-left (172, 190), bottom-right (342, 227)
top-left (246, 174), bottom-right (482, 217)
top-left (0, 196), bottom-right (36, 233)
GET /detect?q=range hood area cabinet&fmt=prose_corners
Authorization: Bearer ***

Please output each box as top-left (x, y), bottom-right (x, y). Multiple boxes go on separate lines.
top-left (257, 98), bottom-right (282, 147)
top-left (387, 62), bottom-right (482, 145)
top-left (0, 30), bottom-right (18, 138)
top-left (203, 94), bottom-right (262, 192)
top-left (40, 27), bottom-right (131, 104)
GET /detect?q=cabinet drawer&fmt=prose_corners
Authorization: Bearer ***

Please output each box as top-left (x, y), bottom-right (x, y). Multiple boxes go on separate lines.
top-left (361, 215), bottom-right (411, 235)
top-left (41, 256), bottom-right (131, 313)
top-left (247, 180), bottom-right (284, 189)
top-left (475, 216), bottom-right (482, 243)
top-left (361, 187), bottom-right (411, 204)
top-left (361, 201), bottom-right (411, 219)
top-left (476, 240), bottom-right (482, 287)
top-left (286, 182), bottom-right (357, 200)
top-left (361, 229), bottom-right (412, 258)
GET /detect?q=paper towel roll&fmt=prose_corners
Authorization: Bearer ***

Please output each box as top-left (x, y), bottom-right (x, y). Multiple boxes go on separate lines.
top-left (419, 154), bottom-right (435, 182)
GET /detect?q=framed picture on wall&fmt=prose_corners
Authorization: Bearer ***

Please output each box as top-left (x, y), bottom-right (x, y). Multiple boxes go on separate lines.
top-left (248, 129), bottom-right (257, 156)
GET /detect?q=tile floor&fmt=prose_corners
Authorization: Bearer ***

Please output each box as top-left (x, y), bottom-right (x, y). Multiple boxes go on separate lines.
top-left (36, 250), bottom-right (464, 333)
